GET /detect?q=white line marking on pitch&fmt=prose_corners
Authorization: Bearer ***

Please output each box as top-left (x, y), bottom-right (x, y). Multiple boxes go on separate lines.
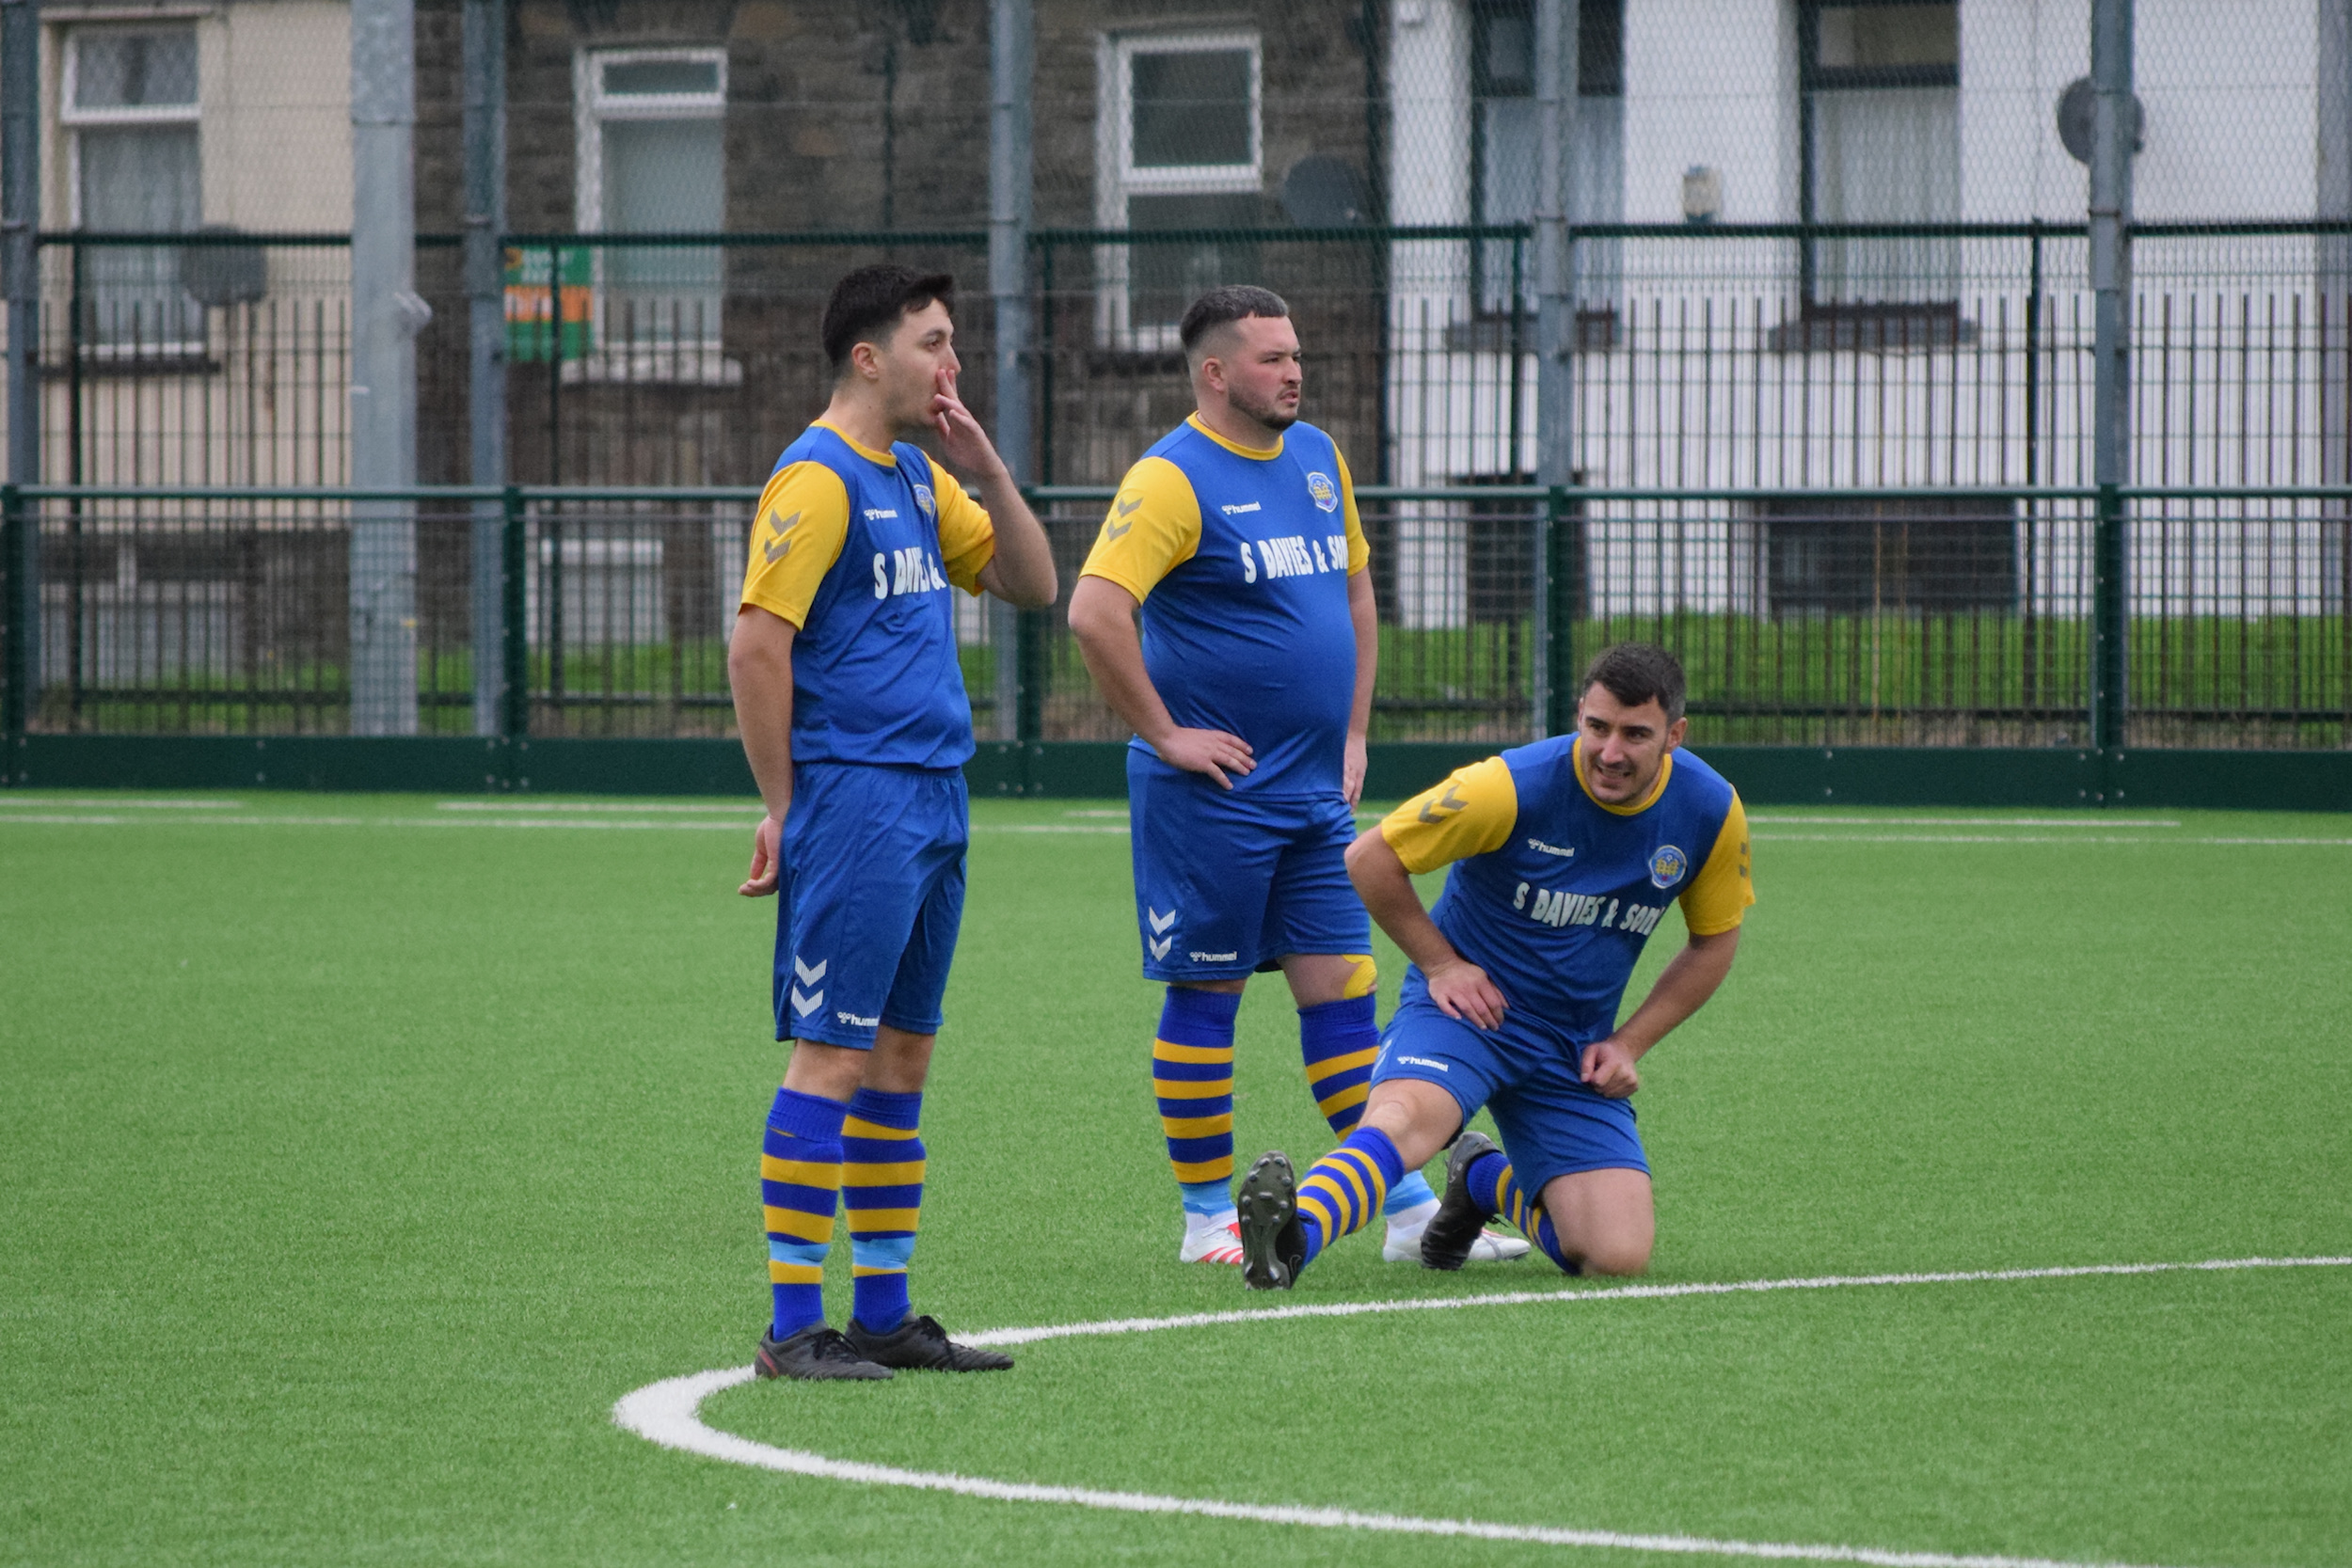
top-left (437, 800), bottom-right (759, 813)
top-left (1747, 816), bottom-right (2181, 828)
top-left (613, 1255), bottom-right (2349, 1568)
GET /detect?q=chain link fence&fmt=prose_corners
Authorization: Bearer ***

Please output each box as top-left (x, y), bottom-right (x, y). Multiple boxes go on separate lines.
top-left (3, 1), bottom-right (2349, 752)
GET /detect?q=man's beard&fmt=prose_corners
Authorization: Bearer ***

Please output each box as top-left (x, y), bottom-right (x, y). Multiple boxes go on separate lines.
top-left (1228, 383), bottom-right (1297, 432)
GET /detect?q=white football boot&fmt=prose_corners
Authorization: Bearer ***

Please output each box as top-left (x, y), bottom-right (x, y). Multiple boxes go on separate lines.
top-left (1179, 1211), bottom-right (1246, 1265)
top-left (1378, 1198), bottom-right (1531, 1263)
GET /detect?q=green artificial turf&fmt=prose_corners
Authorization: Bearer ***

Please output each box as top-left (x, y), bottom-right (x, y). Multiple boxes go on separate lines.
top-left (2, 792), bottom-right (2347, 1566)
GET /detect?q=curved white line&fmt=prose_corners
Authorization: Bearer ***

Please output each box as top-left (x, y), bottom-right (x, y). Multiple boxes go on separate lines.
top-left (613, 1255), bottom-right (2349, 1567)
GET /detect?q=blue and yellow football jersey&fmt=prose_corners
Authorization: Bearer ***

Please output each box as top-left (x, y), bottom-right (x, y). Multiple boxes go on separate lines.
top-left (1379, 736), bottom-right (1753, 1042)
top-left (1079, 415), bottom-right (1370, 798)
top-left (739, 421), bottom-right (996, 770)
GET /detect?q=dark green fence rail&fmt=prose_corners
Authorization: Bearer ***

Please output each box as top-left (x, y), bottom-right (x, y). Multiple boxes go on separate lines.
top-left (3, 483), bottom-right (2347, 768)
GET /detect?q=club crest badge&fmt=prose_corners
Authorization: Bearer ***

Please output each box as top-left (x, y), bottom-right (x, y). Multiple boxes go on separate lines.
top-left (1648, 845), bottom-right (1688, 889)
top-left (1306, 471), bottom-right (1339, 513)
top-left (913, 482), bottom-right (937, 521)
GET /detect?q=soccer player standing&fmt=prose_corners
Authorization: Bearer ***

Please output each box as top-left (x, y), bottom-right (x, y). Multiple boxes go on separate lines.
top-left (1069, 285), bottom-right (1525, 1270)
top-left (730, 265), bottom-right (1057, 1379)
top-left (1234, 643), bottom-right (1752, 1290)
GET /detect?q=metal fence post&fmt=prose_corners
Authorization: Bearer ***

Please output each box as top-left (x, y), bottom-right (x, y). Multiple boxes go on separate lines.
top-left (1531, 0), bottom-right (1580, 736)
top-left (1015, 605), bottom-right (1047, 755)
top-left (350, 0), bottom-right (421, 735)
top-left (2089, 0), bottom-right (2134, 766)
top-left (500, 484), bottom-right (527, 750)
top-left (464, 0), bottom-right (508, 736)
top-left (1, 481), bottom-right (23, 753)
top-left (989, 0), bottom-right (1032, 745)
top-left (1544, 483), bottom-right (1581, 736)
top-left (4, 0), bottom-right (41, 715)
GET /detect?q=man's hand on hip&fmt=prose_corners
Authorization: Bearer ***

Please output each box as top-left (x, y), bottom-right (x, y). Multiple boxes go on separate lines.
top-left (1424, 958), bottom-right (1508, 1031)
top-left (1151, 726), bottom-right (1256, 789)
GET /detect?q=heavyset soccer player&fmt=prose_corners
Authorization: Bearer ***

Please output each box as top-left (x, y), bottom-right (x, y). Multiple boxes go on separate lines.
top-left (1235, 643), bottom-right (1754, 1289)
top-left (728, 265), bottom-right (1057, 1380)
top-left (1069, 285), bottom-right (1526, 1270)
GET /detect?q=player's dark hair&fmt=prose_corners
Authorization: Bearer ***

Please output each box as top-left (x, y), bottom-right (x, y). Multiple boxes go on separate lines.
top-left (1580, 642), bottom-right (1687, 724)
top-left (822, 264), bottom-right (955, 374)
top-left (1179, 284), bottom-right (1290, 356)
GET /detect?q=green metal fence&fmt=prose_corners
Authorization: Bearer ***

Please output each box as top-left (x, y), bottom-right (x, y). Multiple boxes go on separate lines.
top-left (3, 482), bottom-right (2347, 756)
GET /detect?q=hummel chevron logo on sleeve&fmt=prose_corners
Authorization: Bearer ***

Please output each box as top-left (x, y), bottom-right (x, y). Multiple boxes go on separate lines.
top-left (794, 957), bottom-right (827, 985)
top-left (1147, 908), bottom-right (1177, 934)
top-left (790, 986), bottom-right (824, 1018)
top-left (1149, 935), bottom-right (1173, 960)
top-left (1104, 495), bottom-right (1142, 540)
top-left (763, 511), bottom-right (801, 562)
top-left (1417, 782), bottom-right (1468, 824)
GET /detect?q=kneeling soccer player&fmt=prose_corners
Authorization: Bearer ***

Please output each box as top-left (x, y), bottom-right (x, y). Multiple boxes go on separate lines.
top-left (730, 265), bottom-right (1057, 1377)
top-left (1235, 642), bottom-right (1752, 1290)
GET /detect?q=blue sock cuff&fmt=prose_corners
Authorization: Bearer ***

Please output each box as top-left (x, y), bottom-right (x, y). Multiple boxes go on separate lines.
top-left (1158, 986), bottom-right (1242, 1046)
top-left (1297, 993), bottom-right (1376, 1043)
top-left (1466, 1149), bottom-right (1509, 1216)
top-left (846, 1087), bottom-right (923, 1131)
top-left (1181, 1180), bottom-right (1234, 1216)
top-left (1346, 1126), bottom-right (1406, 1190)
top-left (767, 1085), bottom-right (850, 1142)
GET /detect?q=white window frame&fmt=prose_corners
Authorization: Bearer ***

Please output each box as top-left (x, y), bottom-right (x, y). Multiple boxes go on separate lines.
top-left (1094, 29), bottom-right (1262, 351)
top-left (58, 24), bottom-right (205, 356)
top-left (573, 46), bottom-right (730, 378)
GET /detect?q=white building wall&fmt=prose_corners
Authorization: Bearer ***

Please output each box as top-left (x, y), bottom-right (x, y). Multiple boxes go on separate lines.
top-left (1387, 0), bottom-right (2347, 626)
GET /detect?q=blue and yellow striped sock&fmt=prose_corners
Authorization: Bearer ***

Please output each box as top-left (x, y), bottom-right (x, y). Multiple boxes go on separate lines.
top-left (1471, 1149), bottom-right (1577, 1275)
top-left (1154, 988), bottom-right (1242, 1216)
top-left (761, 1085), bottom-right (849, 1339)
top-left (843, 1087), bottom-right (925, 1332)
top-left (1299, 981), bottom-right (1438, 1216)
top-left (1295, 1126), bottom-right (1406, 1268)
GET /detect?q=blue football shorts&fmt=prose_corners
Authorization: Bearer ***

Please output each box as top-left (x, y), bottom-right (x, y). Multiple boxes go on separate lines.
top-left (771, 762), bottom-right (967, 1049)
top-left (1370, 987), bottom-right (1649, 1198)
top-left (1126, 752), bottom-right (1371, 984)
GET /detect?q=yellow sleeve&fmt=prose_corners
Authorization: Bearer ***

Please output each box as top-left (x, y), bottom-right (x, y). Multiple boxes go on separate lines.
top-left (1378, 756), bottom-right (1518, 875)
top-left (1079, 455), bottom-right (1201, 602)
top-left (928, 457), bottom-right (997, 595)
top-left (1679, 793), bottom-right (1755, 936)
top-left (739, 462), bottom-right (850, 629)
top-left (1334, 446), bottom-right (1370, 575)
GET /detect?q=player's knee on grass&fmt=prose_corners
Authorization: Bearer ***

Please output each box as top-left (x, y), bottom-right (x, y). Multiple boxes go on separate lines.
top-left (1541, 1168), bottom-right (1655, 1277)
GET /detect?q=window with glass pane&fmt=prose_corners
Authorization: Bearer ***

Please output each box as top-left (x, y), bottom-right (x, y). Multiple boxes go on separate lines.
top-left (1099, 35), bottom-right (1261, 343)
top-left (1804, 2), bottom-right (1959, 305)
top-left (1131, 50), bottom-right (1252, 170)
top-left (586, 51), bottom-right (724, 346)
top-left (68, 27), bottom-right (203, 349)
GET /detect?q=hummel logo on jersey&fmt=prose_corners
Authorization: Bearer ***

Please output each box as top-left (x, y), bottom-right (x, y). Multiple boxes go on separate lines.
top-left (863, 508), bottom-right (899, 520)
top-left (836, 1009), bottom-right (881, 1028)
top-left (1219, 501), bottom-right (1262, 515)
top-left (1394, 1054), bottom-right (1449, 1072)
top-left (1104, 495), bottom-right (1141, 540)
top-left (1526, 837), bottom-right (1575, 858)
top-left (1418, 782), bottom-right (1468, 824)
top-left (1148, 908), bottom-right (1177, 934)
top-left (789, 957), bottom-right (826, 1018)
top-left (1189, 950), bottom-right (1239, 963)
top-left (762, 510), bottom-right (800, 562)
